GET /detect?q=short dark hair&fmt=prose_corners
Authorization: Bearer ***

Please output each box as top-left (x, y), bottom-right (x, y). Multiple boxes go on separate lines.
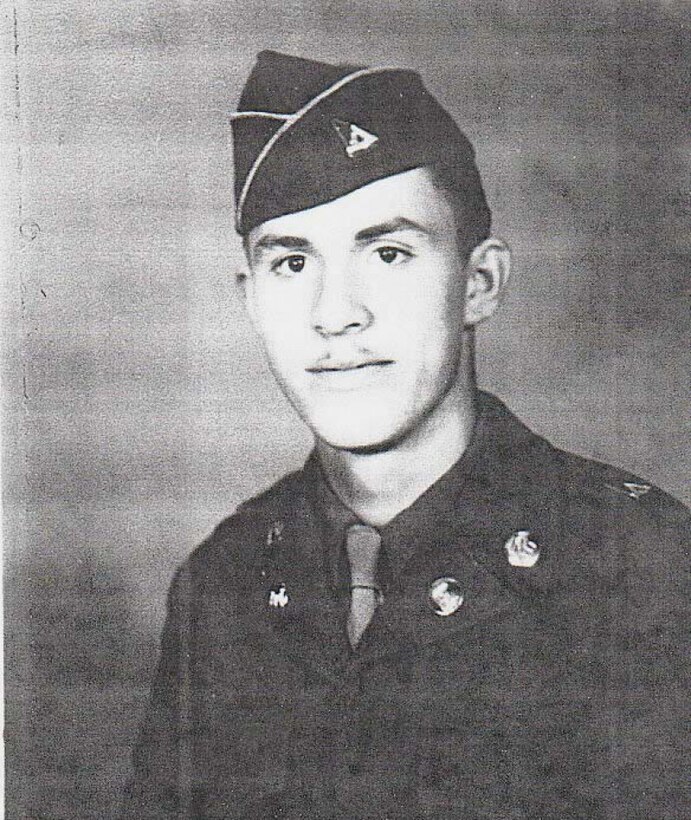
top-left (425, 161), bottom-right (491, 261)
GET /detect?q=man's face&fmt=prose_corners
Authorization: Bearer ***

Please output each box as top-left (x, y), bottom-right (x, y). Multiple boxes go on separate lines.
top-left (244, 167), bottom-right (471, 452)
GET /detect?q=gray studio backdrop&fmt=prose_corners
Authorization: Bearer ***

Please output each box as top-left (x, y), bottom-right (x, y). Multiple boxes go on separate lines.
top-left (4, 1), bottom-right (689, 817)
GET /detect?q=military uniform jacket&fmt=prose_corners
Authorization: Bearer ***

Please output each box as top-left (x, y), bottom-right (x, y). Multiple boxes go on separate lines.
top-left (123, 393), bottom-right (689, 819)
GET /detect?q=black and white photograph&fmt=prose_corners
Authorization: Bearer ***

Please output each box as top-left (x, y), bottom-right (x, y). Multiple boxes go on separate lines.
top-left (4, 1), bottom-right (689, 818)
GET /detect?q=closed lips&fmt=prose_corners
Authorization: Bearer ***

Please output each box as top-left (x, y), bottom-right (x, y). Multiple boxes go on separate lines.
top-left (307, 360), bottom-right (393, 372)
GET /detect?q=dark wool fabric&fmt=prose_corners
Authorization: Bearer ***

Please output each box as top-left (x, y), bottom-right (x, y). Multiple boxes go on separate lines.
top-left (123, 393), bottom-right (690, 819)
top-left (231, 50), bottom-right (490, 235)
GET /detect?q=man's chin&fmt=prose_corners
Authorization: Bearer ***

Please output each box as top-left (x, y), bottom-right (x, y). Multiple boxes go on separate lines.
top-left (307, 417), bottom-right (411, 455)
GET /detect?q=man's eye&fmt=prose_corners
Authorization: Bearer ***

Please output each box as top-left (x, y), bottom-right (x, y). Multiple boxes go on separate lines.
top-left (375, 246), bottom-right (410, 265)
top-left (273, 255), bottom-right (306, 275)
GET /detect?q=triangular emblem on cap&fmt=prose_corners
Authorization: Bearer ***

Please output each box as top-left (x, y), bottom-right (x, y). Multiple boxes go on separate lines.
top-left (332, 118), bottom-right (379, 157)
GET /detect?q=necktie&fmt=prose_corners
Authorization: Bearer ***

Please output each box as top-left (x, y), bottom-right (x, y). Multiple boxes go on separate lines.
top-left (345, 524), bottom-right (382, 648)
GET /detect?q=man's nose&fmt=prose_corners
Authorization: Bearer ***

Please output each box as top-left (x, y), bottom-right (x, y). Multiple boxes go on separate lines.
top-left (311, 267), bottom-right (373, 337)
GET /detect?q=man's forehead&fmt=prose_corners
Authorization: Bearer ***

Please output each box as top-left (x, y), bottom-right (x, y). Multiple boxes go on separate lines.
top-left (247, 167), bottom-right (453, 251)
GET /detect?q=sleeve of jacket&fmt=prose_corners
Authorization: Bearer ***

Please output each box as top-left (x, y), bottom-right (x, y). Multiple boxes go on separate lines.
top-left (120, 563), bottom-right (195, 819)
top-left (605, 491), bottom-right (690, 816)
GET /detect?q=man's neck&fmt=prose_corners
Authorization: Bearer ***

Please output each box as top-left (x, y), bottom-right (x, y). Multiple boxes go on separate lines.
top-left (316, 387), bottom-right (477, 528)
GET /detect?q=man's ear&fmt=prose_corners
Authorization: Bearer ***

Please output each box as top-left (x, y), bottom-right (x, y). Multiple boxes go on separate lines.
top-left (464, 237), bottom-right (511, 327)
top-left (235, 268), bottom-right (257, 323)
top-left (235, 269), bottom-right (248, 290)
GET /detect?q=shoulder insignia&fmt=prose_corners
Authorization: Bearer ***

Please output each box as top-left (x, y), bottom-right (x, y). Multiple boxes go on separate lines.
top-left (623, 481), bottom-right (651, 499)
top-left (606, 481), bottom-right (652, 500)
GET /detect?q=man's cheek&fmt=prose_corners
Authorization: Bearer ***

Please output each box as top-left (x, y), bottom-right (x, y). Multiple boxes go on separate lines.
top-left (258, 318), bottom-right (297, 354)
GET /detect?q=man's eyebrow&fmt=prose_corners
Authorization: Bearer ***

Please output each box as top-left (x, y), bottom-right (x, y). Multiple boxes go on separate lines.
top-left (354, 218), bottom-right (432, 243)
top-left (251, 234), bottom-right (313, 257)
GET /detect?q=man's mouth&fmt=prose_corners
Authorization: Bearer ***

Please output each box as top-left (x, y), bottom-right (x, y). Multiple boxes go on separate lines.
top-left (306, 359), bottom-right (394, 374)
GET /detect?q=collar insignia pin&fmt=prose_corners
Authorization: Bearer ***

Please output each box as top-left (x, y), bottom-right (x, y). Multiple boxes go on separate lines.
top-left (505, 530), bottom-right (541, 568)
top-left (332, 118), bottom-right (379, 157)
top-left (267, 521), bottom-right (284, 547)
top-left (428, 577), bottom-right (464, 617)
top-left (268, 583), bottom-right (289, 608)
top-left (623, 482), bottom-right (651, 499)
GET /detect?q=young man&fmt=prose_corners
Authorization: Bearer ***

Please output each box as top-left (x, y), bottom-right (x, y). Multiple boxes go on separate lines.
top-left (123, 51), bottom-right (689, 819)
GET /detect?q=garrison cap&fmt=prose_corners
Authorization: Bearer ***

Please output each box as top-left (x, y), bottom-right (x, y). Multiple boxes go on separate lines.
top-left (231, 50), bottom-right (490, 235)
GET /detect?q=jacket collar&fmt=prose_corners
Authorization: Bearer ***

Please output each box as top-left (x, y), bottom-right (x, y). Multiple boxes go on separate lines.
top-left (250, 392), bottom-right (559, 677)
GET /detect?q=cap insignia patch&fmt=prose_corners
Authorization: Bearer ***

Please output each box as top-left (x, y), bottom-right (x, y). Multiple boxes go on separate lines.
top-left (332, 118), bottom-right (379, 157)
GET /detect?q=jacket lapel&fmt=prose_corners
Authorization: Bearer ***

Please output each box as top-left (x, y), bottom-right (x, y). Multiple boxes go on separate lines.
top-left (357, 393), bottom-right (562, 664)
top-left (254, 479), bottom-right (350, 682)
top-left (359, 515), bottom-right (529, 665)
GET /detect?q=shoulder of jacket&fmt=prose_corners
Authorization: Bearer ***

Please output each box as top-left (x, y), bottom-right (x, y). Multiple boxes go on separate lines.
top-left (499, 440), bottom-right (689, 611)
top-left (550, 445), bottom-right (689, 532)
top-left (531, 446), bottom-right (689, 602)
top-left (481, 396), bottom-right (688, 540)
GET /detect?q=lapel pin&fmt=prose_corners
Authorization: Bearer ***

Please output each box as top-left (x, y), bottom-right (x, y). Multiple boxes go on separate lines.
top-left (266, 521), bottom-right (284, 547)
top-left (268, 583), bottom-right (289, 608)
top-left (428, 577), bottom-right (464, 617)
top-left (505, 530), bottom-right (540, 567)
